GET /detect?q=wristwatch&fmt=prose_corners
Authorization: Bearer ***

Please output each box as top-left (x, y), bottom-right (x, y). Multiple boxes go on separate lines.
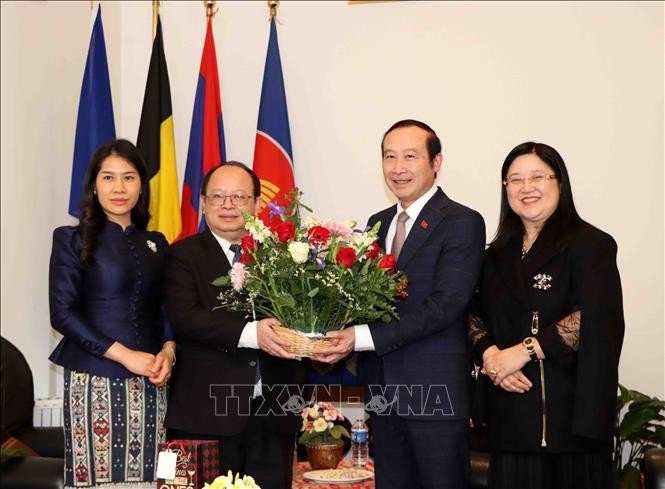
top-left (522, 337), bottom-right (539, 362)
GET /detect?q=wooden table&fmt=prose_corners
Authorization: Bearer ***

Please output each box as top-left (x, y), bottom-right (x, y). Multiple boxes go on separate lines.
top-left (292, 460), bottom-right (375, 489)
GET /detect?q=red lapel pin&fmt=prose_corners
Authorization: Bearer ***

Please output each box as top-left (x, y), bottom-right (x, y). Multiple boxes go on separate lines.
top-left (420, 220), bottom-right (428, 229)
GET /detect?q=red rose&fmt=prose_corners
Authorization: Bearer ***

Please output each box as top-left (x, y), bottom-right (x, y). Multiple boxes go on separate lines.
top-left (365, 241), bottom-right (381, 259)
top-left (307, 226), bottom-right (331, 246)
top-left (335, 247), bottom-right (357, 268)
top-left (241, 234), bottom-right (258, 253)
top-left (272, 221), bottom-right (295, 243)
top-left (379, 254), bottom-right (396, 271)
top-left (239, 252), bottom-right (253, 264)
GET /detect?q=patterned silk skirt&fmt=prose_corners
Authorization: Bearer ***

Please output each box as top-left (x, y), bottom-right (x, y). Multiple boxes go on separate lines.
top-left (63, 369), bottom-right (167, 488)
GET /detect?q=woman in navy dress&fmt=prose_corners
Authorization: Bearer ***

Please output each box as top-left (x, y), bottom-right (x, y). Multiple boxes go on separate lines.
top-left (49, 139), bottom-right (175, 488)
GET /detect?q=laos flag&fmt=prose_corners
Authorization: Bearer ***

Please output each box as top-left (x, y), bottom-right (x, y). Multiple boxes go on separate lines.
top-left (177, 16), bottom-right (225, 240)
top-left (252, 18), bottom-right (295, 226)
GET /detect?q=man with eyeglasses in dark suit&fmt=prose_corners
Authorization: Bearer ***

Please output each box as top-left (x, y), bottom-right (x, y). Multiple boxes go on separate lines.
top-left (163, 162), bottom-right (307, 489)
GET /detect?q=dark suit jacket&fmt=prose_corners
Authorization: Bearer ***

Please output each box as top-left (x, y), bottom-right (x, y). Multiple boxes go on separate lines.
top-left (472, 220), bottom-right (624, 450)
top-left (49, 222), bottom-right (173, 378)
top-left (163, 229), bottom-right (307, 437)
top-left (361, 188), bottom-right (485, 420)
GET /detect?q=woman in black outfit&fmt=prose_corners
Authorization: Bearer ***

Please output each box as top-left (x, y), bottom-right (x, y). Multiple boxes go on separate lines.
top-left (469, 142), bottom-right (624, 489)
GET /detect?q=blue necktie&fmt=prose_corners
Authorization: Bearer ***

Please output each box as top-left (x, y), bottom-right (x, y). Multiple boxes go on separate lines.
top-left (229, 244), bottom-right (242, 264)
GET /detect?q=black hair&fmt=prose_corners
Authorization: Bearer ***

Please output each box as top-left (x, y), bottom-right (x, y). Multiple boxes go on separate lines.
top-left (200, 161), bottom-right (261, 198)
top-left (381, 119), bottom-right (442, 162)
top-left (489, 141), bottom-right (581, 254)
top-left (79, 139), bottom-right (150, 264)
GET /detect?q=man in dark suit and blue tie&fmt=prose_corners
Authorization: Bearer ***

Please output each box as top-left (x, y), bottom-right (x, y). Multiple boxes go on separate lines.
top-left (314, 120), bottom-right (485, 488)
top-left (163, 162), bottom-right (307, 489)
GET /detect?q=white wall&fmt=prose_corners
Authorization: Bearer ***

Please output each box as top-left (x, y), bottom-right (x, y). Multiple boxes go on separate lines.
top-left (1, 1), bottom-right (663, 400)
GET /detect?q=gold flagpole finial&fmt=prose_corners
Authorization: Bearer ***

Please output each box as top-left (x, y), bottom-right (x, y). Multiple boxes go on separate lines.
top-left (152, 0), bottom-right (160, 40)
top-left (268, 0), bottom-right (279, 19)
top-left (205, 0), bottom-right (216, 18)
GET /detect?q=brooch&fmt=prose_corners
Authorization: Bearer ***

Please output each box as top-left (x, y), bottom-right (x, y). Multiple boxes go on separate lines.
top-left (146, 240), bottom-right (157, 253)
top-left (532, 274), bottom-right (552, 290)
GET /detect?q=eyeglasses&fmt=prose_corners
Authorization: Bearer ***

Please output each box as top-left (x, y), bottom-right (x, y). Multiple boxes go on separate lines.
top-left (204, 193), bottom-right (255, 206)
top-left (503, 173), bottom-right (558, 188)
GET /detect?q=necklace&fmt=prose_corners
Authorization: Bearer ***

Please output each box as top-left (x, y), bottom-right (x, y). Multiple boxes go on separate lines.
top-left (522, 235), bottom-right (536, 259)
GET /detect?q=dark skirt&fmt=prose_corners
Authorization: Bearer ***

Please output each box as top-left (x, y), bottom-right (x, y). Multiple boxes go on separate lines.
top-left (489, 451), bottom-right (613, 489)
top-left (63, 369), bottom-right (167, 488)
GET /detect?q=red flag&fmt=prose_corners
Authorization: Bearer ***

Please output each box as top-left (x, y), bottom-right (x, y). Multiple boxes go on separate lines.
top-left (177, 17), bottom-right (225, 240)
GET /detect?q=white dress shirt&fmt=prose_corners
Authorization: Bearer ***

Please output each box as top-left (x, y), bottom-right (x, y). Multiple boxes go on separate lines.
top-left (210, 232), bottom-right (261, 396)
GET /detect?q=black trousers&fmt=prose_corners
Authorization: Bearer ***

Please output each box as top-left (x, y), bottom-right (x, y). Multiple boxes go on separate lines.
top-left (489, 451), bottom-right (613, 489)
top-left (167, 400), bottom-right (295, 489)
top-left (371, 412), bottom-right (470, 489)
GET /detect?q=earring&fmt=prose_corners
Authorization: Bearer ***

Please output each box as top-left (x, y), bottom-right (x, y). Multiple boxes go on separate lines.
top-left (93, 188), bottom-right (97, 195)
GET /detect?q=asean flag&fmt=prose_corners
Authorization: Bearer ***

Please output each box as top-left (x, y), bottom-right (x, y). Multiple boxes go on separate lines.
top-left (252, 18), bottom-right (294, 226)
top-left (177, 16), bottom-right (225, 240)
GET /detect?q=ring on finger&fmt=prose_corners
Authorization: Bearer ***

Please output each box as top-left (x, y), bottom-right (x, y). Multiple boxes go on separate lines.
top-left (489, 368), bottom-right (497, 377)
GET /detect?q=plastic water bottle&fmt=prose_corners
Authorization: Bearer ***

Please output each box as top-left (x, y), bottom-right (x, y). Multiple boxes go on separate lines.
top-left (350, 417), bottom-right (369, 468)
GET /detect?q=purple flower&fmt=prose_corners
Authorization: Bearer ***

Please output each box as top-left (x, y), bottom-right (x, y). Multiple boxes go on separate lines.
top-left (309, 245), bottom-right (326, 268)
top-left (267, 201), bottom-right (286, 220)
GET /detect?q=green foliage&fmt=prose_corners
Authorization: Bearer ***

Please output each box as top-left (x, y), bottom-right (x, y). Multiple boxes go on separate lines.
top-left (614, 384), bottom-right (665, 489)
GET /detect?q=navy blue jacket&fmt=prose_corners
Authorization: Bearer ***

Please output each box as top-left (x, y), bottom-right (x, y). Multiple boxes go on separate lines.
top-left (361, 188), bottom-right (485, 420)
top-left (48, 221), bottom-right (174, 378)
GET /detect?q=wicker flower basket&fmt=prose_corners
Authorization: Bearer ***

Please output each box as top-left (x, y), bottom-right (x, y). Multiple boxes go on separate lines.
top-left (273, 326), bottom-right (339, 357)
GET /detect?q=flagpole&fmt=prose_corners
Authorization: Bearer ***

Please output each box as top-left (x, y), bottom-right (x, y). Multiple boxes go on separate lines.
top-left (152, 0), bottom-right (159, 40)
top-left (268, 0), bottom-right (279, 19)
top-left (205, 0), bottom-right (216, 19)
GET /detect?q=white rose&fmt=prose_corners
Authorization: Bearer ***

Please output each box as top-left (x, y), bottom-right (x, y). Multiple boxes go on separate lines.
top-left (288, 242), bottom-right (310, 264)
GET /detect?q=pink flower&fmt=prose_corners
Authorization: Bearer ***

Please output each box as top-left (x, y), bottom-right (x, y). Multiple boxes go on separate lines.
top-left (323, 407), bottom-right (338, 421)
top-left (322, 219), bottom-right (353, 238)
top-left (230, 263), bottom-right (247, 291)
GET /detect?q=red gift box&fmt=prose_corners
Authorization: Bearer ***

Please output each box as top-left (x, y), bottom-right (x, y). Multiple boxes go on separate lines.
top-left (156, 440), bottom-right (219, 489)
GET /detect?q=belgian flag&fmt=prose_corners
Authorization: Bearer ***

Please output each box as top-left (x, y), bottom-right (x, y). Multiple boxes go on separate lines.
top-left (137, 15), bottom-right (181, 243)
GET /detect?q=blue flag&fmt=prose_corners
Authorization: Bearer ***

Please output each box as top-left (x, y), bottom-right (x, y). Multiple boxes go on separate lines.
top-left (68, 3), bottom-right (115, 217)
top-left (252, 18), bottom-right (295, 227)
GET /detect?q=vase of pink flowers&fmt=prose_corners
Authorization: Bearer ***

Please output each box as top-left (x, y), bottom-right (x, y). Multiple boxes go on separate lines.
top-left (298, 402), bottom-right (350, 470)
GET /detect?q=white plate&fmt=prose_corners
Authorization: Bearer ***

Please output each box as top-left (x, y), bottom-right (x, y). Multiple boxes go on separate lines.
top-left (303, 468), bottom-right (374, 484)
